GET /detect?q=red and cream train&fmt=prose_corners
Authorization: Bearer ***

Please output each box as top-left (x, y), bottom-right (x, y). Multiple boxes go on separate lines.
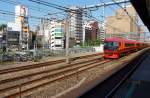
top-left (104, 37), bottom-right (148, 59)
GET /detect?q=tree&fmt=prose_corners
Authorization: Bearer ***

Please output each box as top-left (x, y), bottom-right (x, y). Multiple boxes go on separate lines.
top-left (0, 24), bottom-right (7, 31)
top-left (95, 38), bottom-right (101, 46)
top-left (84, 38), bottom-right (101, 47)
top-left (29, 31), bottom-right (37, 48)
top-left (32, 32), bottom-right (37, 43)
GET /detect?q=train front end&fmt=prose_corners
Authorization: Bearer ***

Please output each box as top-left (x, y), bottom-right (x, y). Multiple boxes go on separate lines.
top-left (104, 39), bottom-right (120, 59)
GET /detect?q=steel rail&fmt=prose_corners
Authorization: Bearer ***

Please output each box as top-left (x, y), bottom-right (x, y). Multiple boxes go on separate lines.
top-left (0, 53), bottom-right (103, 97)
top-left (5, 59), bottom-right (110, 98)
top-left (104, 50), bottom-right (148, 98)
top-left (0, 53), bottom-right (102, 74)
top-left (0, 57), bottom-right (99, 88)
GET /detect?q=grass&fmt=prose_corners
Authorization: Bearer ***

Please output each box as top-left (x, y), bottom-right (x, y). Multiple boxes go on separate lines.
top-left (0, 61), bottom-right (16, 65)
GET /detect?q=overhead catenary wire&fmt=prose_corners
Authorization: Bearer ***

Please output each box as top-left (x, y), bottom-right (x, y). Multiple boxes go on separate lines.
top-left (0, 0), bottom-right (67, 27)
top-left (31, 0), bottom-right (124, 41)
top-left (79, 1), bottom-right (130, 33)
top-left (84, 13), bottom-right (124, 33)
top-left (0, 9), bottom-right (79, 28)
top-left (82, 6), bottom-right (126, 33)
top-left (0, 0), bottom-right (66, 20)
top-left (28, 0), bottom-right (70, 12)
top-left (99, 0), bottom-right (118, 14)
top-left (0, 0), bottom-right (58, 13)
top-left (28, 0), bottom-right (88, 15)
top-left (111, 0), bottom-right (140, 30)
top-left (0, 9), bottom-right (55, 21)
top-left (98, 0), bottom-right (126, 36)
top-left (28, 0), bottom-right (128, 33)
top-left (0, 0), bottom-right (133, 34)
top-left (96, 0), bottom-right (141, 37)
top-left (0, 4), bottom-right (123, 34)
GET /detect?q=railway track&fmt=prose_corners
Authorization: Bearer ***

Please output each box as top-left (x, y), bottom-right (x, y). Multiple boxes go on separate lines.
top-left (0, 53), bottom-right (107, 98)
top-left (79, 49), bottom-right (149, 98)
top-left (105, 50), bottom-right (149, 98)
top-left (0, 53), bottom-right (102, 75)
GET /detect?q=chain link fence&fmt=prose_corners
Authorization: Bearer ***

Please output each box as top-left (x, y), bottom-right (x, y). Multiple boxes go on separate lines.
top-left (0, 47), bottom-right (95, 64)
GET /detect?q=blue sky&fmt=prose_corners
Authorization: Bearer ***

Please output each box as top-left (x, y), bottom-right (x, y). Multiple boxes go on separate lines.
top-left (0, 0), bottom-right (119, 24)
top-left (0, 0), bottom-right (148, 33)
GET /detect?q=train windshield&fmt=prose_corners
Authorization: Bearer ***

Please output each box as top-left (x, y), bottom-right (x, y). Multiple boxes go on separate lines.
top-left (104, 41), bottom-right (119, 50)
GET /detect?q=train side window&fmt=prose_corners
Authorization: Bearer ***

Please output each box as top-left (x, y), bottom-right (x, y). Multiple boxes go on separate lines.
top-left (137, 44), bottom-right (140, 46)
top-left (125, 43), bottom-right (134, 47)
top-left (119, 42), bottom-right (121, 46)
top-left (113, 42), bottom-right (119, 46)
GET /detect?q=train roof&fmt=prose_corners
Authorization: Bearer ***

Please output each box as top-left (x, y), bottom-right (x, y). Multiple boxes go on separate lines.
top-left (104, 37), bottom-right (141, 43)
top-left (104, 37), bottom-right (122, 42)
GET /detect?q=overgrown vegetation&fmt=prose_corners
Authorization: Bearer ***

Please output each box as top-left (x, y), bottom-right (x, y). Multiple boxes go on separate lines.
top-left (0, 24), bottom-right (7, 31)
top-left (81, 38), bottom-right (101, 47)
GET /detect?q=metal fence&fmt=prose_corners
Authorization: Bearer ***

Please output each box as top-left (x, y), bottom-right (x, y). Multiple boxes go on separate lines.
top-left (0, 47), bottom-right (95, 63)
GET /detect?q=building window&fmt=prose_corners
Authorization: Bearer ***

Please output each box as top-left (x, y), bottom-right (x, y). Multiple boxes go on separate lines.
top-left (55, 29), bottom-right (62, 32)
top-left (55, 37), bottom-right (62, 39)
top-left (56, 25), bottom-right (61, 28)
top-left (55, 45), bottom-right (62, 47)
top-left (55, 33), bottom-right (63, 36)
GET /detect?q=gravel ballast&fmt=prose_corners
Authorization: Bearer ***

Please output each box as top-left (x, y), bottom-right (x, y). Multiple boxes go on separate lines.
top-left (23, 48), bottom-right (149, 98)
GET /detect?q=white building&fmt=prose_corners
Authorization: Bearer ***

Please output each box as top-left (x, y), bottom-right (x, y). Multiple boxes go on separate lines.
top-left (7, 22), bottom-right (21, 31)
top-left (70, 6), bottom-right (83, 44)
top-left (42, 19), bottom-right (64, 50)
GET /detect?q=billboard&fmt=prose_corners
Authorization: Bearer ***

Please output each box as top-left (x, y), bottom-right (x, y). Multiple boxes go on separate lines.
top-left (15, 5), bottom-right (28, 16)
top-left (15, 5), bottom-right (28, 23)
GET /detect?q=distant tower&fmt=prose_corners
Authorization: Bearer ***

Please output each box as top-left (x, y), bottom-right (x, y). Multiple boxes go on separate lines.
top-left (15, 5), bottom-right (29, 49)
top-left (15, 5), bottom-right (29, 33)
top-left (69, 6), bottom-right (83, 45)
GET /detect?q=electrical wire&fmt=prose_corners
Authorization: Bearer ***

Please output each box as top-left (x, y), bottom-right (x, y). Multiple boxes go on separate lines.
top-left (28, 0), bottom-right (126, 33)
top-left (111, 0), bottom-right (140, 30)
top-left (0, 0), bottom-right (65, 15)
top-left (0, 0), bottom-right (133, 34)
top-left (0, 9), bottom-right (50, 20)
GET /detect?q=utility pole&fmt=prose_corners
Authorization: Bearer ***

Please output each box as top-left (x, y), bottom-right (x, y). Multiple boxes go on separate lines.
top-left (41, 18), bottom-right (45, 50)
top-left (19, 16), bottom-right (23, 51)
top-left (82, 23), bottom-right (85, 46)
top-left (65, 14), bottom-right (70, 64)
top-left (100, 3), bottom-right (105, 44)
top-left (27, 31), bottom-right (29, 50)
top-left (103, 3), bottom-right (105, 39)
top-left (27, 16), bottom-right (29, 51)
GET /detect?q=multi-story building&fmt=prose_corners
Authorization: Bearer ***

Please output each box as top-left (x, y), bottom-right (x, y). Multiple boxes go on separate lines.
top-left (49, 20), bottom-right (64, 50)
top-left (105, 5), bottom-right (143, 40)
top-left (42, 19), bottom-right (64, 50)
top-left (6, 31), bottom-right (20, 48)
top-left (84, 21), bottom-right (99, 42)
top-left (70, 6), bottom-right (83, 44)
top-left (7, 5), bottom-right (29, 49)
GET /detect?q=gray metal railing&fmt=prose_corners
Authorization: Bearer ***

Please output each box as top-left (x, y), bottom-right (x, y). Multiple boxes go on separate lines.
top-left (0, 47), bottom-right (95, 64)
